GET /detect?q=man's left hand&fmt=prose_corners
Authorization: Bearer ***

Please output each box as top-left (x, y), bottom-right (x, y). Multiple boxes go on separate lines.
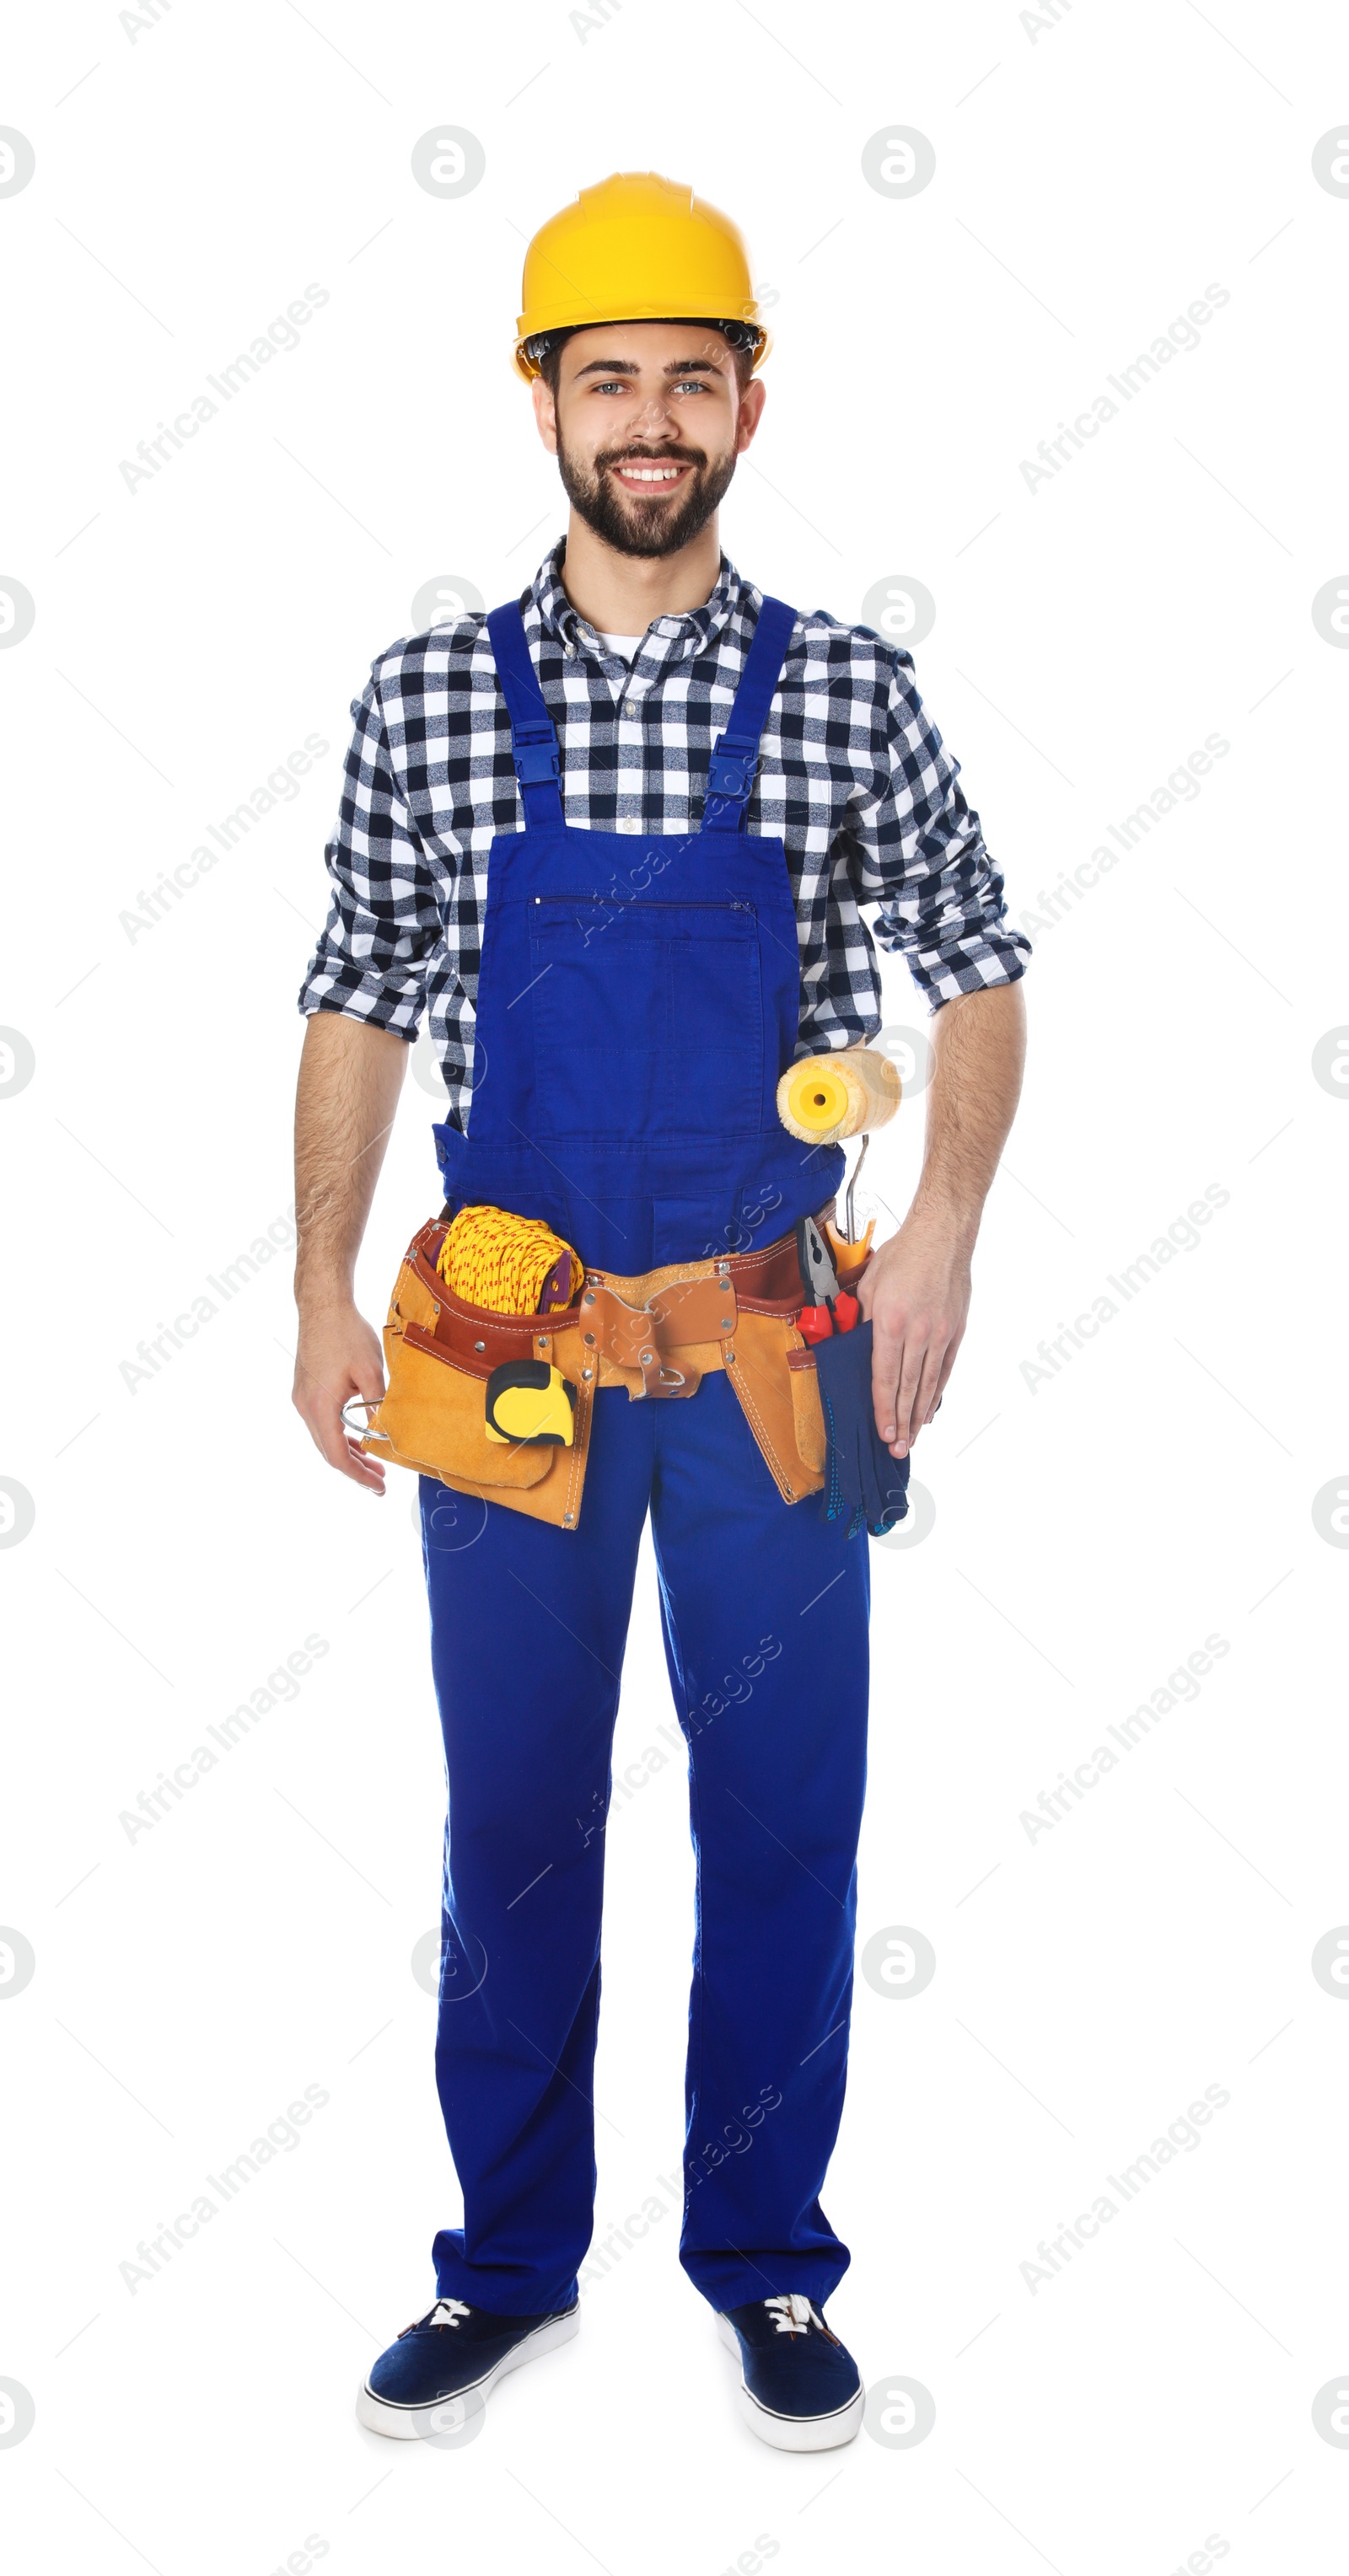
top-left (854, 1210), bottom-right (973, 1459)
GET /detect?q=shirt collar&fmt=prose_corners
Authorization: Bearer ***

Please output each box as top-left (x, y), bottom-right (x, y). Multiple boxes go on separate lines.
top-left (527, 537), bottom-right (750, 663)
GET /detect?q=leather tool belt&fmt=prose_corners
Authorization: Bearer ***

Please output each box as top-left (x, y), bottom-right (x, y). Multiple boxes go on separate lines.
top-left (360, 1210), bottom-right (871, 1532)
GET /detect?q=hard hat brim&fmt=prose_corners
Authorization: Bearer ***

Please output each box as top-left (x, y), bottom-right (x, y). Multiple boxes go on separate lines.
top-left (513, 314), bottom-right (771, 382)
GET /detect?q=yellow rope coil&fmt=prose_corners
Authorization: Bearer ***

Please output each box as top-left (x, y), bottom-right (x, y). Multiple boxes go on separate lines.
top-left (437, 1204), bottom-right (581, 1313)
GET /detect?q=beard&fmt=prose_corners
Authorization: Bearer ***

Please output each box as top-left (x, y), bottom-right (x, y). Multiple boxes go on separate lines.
top-left (556, 432), bottom-right (739, 559)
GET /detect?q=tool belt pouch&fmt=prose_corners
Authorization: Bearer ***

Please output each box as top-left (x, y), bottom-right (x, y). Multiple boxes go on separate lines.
top-left (786, 1343), bottom-right (827, 1475)
top-left (362, 1209), bottom-right (861, 1529)
top-left (719, 1310), bottom-right (825, 1504)
top-left (773, 1226), bottom-right (869, 1485)
top-left (361, 1220), bottom-right (592, 1532)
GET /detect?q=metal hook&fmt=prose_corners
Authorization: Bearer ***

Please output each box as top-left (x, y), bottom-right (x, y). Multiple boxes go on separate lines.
top-left (845, 1131), bottom-right (870, 1243)
top-left (341, 1395), bottom-right (381, 1435)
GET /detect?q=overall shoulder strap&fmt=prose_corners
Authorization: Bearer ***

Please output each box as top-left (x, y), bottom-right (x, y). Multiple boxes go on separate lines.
top-left (701, 595), bottom-right (798, 833)
top-left (486, 600), bottom-right (565, 830)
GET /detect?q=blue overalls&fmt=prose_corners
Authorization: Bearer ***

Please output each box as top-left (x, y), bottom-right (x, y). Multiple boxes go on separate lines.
top-left (421, 593), bottom-right (872, 2317)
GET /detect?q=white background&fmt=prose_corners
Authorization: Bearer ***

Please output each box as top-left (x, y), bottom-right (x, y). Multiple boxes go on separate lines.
top-left (3, 3), bottom-right (1347, 2570)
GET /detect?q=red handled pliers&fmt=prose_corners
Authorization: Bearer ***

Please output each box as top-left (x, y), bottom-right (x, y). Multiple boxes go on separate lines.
top-left (795, 1212), bottom-right (860, 1344)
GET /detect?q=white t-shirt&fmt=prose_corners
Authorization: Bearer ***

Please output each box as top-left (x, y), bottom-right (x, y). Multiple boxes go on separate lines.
top-left (597, 632), bottom-right (643, 662)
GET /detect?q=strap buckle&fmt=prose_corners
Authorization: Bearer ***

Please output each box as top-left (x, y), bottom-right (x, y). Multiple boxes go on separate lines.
top-left (706, 733), bottom-right (758, 801)
top-left (513, 727), bottom-right (561, 786)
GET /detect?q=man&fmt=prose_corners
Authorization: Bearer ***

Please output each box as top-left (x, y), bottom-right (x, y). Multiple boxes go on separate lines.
top-left (293, 172), bottom-right (1029, 2452)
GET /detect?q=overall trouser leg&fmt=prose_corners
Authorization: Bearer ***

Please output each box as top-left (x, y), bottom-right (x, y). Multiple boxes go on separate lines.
top-left (649, 1371), bottom-right (871, 2313)
top-left (421, 1393), bottom-right (655, 2316)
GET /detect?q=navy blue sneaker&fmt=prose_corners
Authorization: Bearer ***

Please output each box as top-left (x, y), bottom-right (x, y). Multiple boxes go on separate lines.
top-left (719, 2294), bottom-right (863, 2450)
top-left (357, 2294), bottom-right (579, 2439)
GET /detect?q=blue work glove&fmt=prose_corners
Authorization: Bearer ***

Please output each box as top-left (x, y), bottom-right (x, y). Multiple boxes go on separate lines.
top-left (814, 1318), bottom-right (911, 1539)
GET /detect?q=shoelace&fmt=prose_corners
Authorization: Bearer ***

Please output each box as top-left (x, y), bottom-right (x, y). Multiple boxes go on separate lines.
top-left (763, 2293), bottom-right (831, 2338)
top-left (400, 2296), bottom-right (471, 2339)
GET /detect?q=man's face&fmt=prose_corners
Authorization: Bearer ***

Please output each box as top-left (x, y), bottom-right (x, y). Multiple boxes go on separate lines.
top-left (532, 322), bottom-right (766, 559)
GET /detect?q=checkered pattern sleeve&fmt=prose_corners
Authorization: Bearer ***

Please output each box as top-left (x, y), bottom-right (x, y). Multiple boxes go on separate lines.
top-left (845, 648), bottom-right (1032, 1010)
top-left (296, 661), bottom-right (441, 1038)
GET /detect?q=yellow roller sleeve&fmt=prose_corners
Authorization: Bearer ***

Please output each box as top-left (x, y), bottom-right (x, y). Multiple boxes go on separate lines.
top-left (777, 1047), bottom-right (901, 1145)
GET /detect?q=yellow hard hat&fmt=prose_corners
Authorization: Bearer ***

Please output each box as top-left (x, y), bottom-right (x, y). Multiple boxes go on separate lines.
top-left (513, 171), bottom-right (770, 382)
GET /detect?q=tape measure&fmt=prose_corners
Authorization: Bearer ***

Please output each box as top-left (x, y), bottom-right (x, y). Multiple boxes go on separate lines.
top-left (484, 1360), bottom-right (577, 1446)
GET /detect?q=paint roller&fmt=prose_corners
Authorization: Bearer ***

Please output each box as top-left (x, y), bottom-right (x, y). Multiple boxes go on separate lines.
top-left (776, 1045), bottom-right (901, 1259)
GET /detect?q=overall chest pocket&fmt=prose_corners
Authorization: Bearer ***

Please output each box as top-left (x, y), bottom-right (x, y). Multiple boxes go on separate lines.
top-left (530, 900), bottom-right (761, 1140)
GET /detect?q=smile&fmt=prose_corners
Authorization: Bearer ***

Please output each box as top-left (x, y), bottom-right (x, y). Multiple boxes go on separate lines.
top-left (611, 461), bottom-right (690, 489)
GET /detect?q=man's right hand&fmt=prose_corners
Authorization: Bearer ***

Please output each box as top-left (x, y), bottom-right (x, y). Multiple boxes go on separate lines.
top-left (293, 1301), bottom-right (389, 1493)
top-left (290, 1012), bottom-right (412, 1493)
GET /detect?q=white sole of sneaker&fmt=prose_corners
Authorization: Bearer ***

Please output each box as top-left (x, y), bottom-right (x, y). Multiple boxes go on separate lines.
top-left (356, 2306), bottom-right (579, 2439)
top-left (717, 2313), bottom-right (865, 2453)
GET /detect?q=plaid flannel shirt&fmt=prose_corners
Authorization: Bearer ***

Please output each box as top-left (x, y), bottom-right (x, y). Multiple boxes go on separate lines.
top-left (298, 542), bottom-right (1029, 1127)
